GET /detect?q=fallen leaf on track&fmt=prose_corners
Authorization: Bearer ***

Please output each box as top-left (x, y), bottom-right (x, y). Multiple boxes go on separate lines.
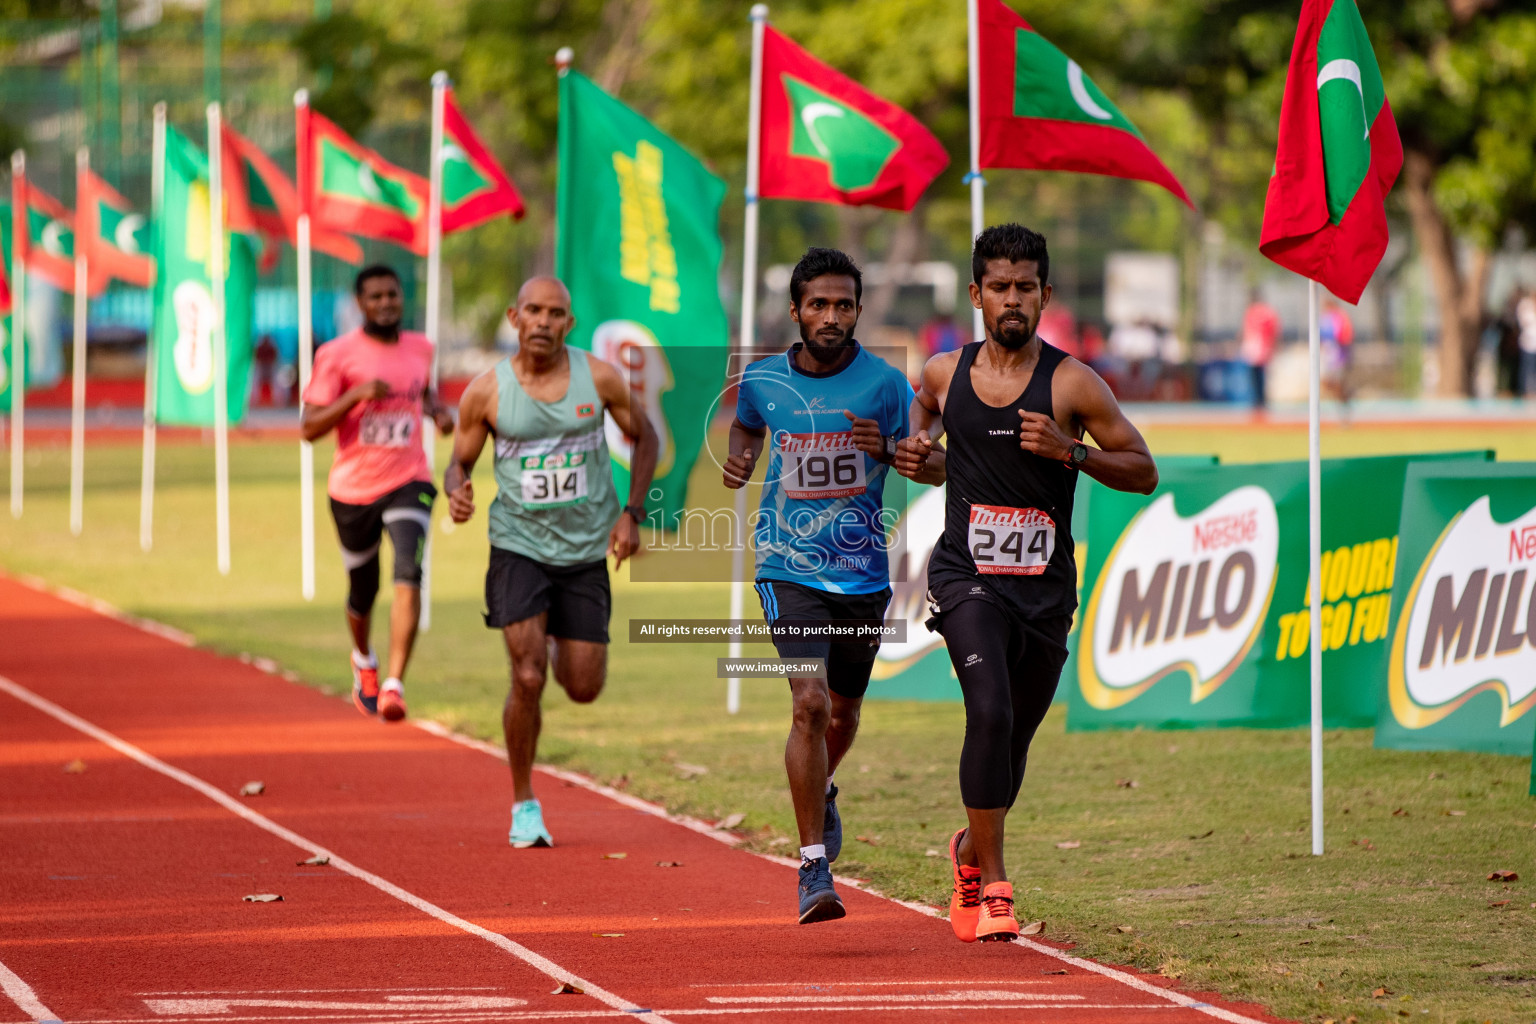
top-left (1114, 778), bottom-right (1138, 788)
top-left (1487, 870), bottom-right (1518, 881)
top-left (924, 849), bottom-right (941, 858)
top-left (1055, 840), bottom-right (1080, 850)
top-left (1488, 900), bottom-right (1510, 908)
top-left (1021, 920), bottom-right (1045, 936)
top-left (63, 759), bottom-right (86, 774)
top-left (297, 855), bottom-right (329, 867)
top-left (768, 837), bottom-right (789, 846)
top-left (1373, 987), bottom-right (1392, 998)
top-left (1351, 837), bottom-right (1377, 850)
top-left (551, 982), bottom-right (584, 995)
top-left (593, 932), bottom-right (624, 938)
top-left (242, 894), bottom-right (282, 902)
top-left (1115, 925), bottom-right (1134, 934)
top-left (1042, 968), bottom-right (1067, 975)
top-left (655, 861), bottom-right (683, 868)
top-left (718, 812), bottom-right (746, 829)
top-left (601, 853), bottom-right (627, 860)
top-left (1187, 829), bottom-right (1215, 840)
top-left (1392, 807), bottom-right (1408, 817)
top-left (673, 762), bottom-right (708, 779)
top-left (855, 834), bottom-right (879, 845)
top-left (239, 781), bottom-right (264, 796)
top-left (1442, 809), bottom-right (1466, 816)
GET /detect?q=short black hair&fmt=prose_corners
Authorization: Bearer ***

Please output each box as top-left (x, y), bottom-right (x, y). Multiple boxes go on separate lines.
top-left (972, 224), bottom-right (1049, 287)
top-left (354, 264), bottom-right (401, 296)
top-left (790, 247), bottom-right (862, 306)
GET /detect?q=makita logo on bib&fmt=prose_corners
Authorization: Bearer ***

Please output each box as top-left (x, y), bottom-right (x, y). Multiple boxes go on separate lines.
top-left (1389, 496), bottom-right (1536, 730)
top-left (970, 506), bottom-right (1054, 530)
top-left (779, 431), bottom-right (858, 454)
top-left (1080, 487), bottom-right (1279, 709)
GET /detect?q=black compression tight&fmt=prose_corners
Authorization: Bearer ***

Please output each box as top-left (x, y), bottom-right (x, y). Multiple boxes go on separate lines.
top-left (940, 599), bottom-right (1064, 809)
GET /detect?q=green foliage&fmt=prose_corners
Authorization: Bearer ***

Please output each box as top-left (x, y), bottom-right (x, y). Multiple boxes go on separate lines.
top-left (292, 11), bottom-right (431, 135)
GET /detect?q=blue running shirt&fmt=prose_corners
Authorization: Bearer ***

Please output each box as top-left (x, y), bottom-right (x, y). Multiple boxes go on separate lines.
top-left (735, 342), bottom-right (914, 594)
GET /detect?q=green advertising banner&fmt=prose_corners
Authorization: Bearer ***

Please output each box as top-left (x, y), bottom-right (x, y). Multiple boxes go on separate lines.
top-left (1376, 462), bottom-right (1536, 757)
top-left (152, 125), bottom-right (256, 427)
top-left (555, 70), bottom-right (728, 525)
top-left (1066, 451), bottom-right (1490, 731)
top-left (0, 203), bottom-right (25, 414)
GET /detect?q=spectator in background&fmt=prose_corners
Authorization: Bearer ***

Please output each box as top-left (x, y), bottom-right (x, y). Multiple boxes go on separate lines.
top-left (1240, 289), bottom-right (1280, 409)
top-left (1320, 298), bottom-right (1355, 407)
top-left (254, 335), bottom-right (278, 407)
top-left (1518, 289), bottom-right (1536, 398)
top-left (921, 314), bottom-right (963, 358)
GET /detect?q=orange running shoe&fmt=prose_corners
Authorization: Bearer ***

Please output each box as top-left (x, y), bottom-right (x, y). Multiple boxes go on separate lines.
top-left (378, 679), bottom-right (406, 722)
top-left (351, 652), bottom-right (379, 717)
top-left (948, 827), bottom-right (982, 942)
top-left (975, 881), bottom-right (1020, 942)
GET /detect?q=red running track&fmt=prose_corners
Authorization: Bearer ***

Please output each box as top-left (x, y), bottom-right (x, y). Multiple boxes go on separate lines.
top-left (0, 575), bottom-right (1296, 1024)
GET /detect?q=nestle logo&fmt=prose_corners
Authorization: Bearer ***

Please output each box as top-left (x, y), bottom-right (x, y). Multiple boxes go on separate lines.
top-left (1193, 510), bottom-right (1258, 553)
top-left (1511, 526), bottom-right (1536, 563)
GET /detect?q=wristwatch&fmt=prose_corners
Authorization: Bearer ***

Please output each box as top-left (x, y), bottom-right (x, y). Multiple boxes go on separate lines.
top-left (884, 434), bottom-right (899, 459)
top-left (1067, 442), bottom-right (1089, 468)
top-left (622, 504), bottom-right (646, 523)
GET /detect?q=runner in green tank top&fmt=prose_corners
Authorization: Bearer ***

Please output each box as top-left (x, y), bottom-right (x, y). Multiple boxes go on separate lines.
top-left (445, 277), bottom-right (659, 848)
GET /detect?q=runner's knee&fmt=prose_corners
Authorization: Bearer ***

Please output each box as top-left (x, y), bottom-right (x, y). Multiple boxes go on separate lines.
top-left (510, 661), bottom-right (547, 699)
top-left (789, 682), bottom-right (831, 734)
top-left (383, 510), bottom-right (430, 586)
top-left (343, 548), bottom-right (380, 616)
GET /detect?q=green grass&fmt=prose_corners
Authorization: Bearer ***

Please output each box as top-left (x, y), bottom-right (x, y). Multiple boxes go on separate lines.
top-left (3, 420), bottom-right (1535, 1024)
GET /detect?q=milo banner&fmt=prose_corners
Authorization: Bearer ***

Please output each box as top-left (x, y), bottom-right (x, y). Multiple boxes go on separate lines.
top-left (555, 70), bottom-right (728, 526)
top-left (1066, 451), bottom-right (1489, 730)
top-left (869, 456), bottom-right (1216, 702)
top-left (1376, 462), bottom-right (1536, 756)
top-left (152, 125), bottom-right (256, 427)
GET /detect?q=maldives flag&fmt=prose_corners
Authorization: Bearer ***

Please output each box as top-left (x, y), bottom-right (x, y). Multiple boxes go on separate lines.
top-left (759, 26), bottom-right (947, 211)
top-left (13, 177), bottom-right (75, 293)
top-left (298, 104), bottom-right (429, 254)
top-left (441, 88), bottom-right (525, 233)
top-left (1260, 0), bottom-right (1401, 305)
top-left (79, 167), bottom-right (155, 295)
top-left (221, 123), bottom-right (363, 269)
top-left (978, 0), bottom-right (1191, 207)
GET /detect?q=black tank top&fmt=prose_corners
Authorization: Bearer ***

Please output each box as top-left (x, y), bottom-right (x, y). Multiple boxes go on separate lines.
top-left (927, 340), bottom-right (1078, 620)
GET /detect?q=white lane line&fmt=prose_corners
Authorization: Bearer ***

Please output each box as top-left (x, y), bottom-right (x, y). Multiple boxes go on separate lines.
top-left (52, 1013), bottom-right (625, 1024)
top-left (135, 990), bottom-right (506, 996)
top-left (0, 958), bottom-right (62, 1024)
top-left (655, 1005), bottom-right (1172, 1016)
top-left (0, 676), bottom-right (672, 1024)
top-left (7, 576), bottom-right (1274, 1024)
top-left (706, 992), bottom-right (1082, 1003)
top-left (687, 980), bottom-right (1048, 988)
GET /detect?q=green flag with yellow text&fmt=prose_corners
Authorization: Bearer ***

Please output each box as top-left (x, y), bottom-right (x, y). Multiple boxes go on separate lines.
top-left (555, 70), bottom-right (728, 527)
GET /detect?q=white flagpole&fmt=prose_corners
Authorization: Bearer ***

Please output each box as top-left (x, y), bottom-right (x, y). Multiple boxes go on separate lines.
top-left (208, 102), bottom-right (231, 575)
top-left (141, 103), bottom-right (166, 553)
top-left (966, 0), bottom-right (985, 341)
top-left (420, 69), bottom-right (448, 633)
top-left (69, 146), bottom-right (89, 537)
top-left (296, 89), bottom-right (316, 601)
top-left (9, 150), bottom-right (27, 520)
top-left (1308, 278), bottom-right (1324, 856)
top-left (728, 4), bottom-right (769, 716)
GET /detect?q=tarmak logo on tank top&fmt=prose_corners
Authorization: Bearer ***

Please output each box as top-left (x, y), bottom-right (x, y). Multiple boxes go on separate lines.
top-left (988, 429), bottom-right (1015, 437)
top-left (1078, 486), bottom-right (1279, 710)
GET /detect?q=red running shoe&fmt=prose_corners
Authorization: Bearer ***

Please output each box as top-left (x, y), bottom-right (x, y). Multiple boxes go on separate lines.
top-left (975, 881), bottom-right (1020, 942)
top-left (351, 652), bottom-right (379, 717)
top-left (948, 827), bottom-right (982, 942)
top-left (378, 680), bottom-right (407, 722)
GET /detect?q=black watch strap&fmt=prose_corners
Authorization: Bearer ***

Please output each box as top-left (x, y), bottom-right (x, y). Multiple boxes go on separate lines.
top-left (622, 504), bottom-right (646, 523)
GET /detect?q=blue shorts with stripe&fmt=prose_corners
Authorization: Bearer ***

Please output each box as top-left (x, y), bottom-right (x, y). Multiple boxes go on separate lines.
top-left (753, 579), bottom-right (892, 698)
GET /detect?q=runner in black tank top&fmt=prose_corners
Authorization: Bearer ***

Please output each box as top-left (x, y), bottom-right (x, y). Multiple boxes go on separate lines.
top-left (895, 224), bottom-right (1158, 944)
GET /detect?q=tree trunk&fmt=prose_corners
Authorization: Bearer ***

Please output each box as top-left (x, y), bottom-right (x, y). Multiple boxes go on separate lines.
top-left (1401, 147), bottom-right (1487, 396)
top-left (860, 202), bottom-right (927, 330)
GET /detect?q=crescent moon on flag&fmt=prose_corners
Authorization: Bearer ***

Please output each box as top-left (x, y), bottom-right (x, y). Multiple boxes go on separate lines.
top-left (1067, 61), bottom-right (1114, 121)
top-left (115, 213), bottom-right (145, 255)
top-left (41, 220), bottom-right (67, 256)
top-left (1317, 59), bottom-right (1370, 139)
top-left (441, 142), bottom-right (468, 167)
top-left (799, 101), bottom-right (847, 159)
top-left (356, 162), bottom-right (385, 201)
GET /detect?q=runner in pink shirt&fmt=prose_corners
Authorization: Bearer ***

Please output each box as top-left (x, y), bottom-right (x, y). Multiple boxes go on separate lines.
top-left (302, 265), bottom-right (455, 722)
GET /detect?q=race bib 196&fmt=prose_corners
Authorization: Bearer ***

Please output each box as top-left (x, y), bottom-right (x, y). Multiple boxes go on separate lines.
top-left (968, 504), bottom-right (1055, 575)
top-left (359, 410), bottom-right (414, 448)
top-left (520, 452), bottom-right (589, 508)
top-left (779, 432), bottom-right (866, 500)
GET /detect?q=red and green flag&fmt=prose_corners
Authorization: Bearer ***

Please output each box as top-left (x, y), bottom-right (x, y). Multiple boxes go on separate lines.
top-left (12, 176), bottom-right (75, 293)
top-left (440, 87), bottom-right (525, 233)
top-left (298, 104), bottom-right (429, 255)
top-left (1260, 0), bottom-right (1401, 304)
top-left (221, 122), bottom-right (363, 270)
top-left (78, 166), bottom-right (155, 295)
top-left (759, 25), bottom-right (948, 210)
top-left (978, 0), bottom-right (1191, 207)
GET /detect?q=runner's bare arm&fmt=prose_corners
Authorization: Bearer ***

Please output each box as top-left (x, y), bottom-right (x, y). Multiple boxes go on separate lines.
top-left (300, 379), bottom-right (388, 442)
top-left (896, 353), bottom-right (953, 485)
top-left (424, 387), bottom-right (455, 434)
top-left (444, 372), bottom-right (498, 523)
top-left (723, 418), bottom-right (766, 489)
top-left (1019, 360), bottom-right (1157, 494)
top-left (590, 355), bottom-right (659, 568)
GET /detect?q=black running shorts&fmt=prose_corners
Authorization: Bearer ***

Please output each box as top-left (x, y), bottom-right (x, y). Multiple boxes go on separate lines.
top-left (483, 546), bottom-right (611, 643)
top-left (329, 480), bottom-right (437, 587)
top-left (754, 579), bottom-right (892, 699)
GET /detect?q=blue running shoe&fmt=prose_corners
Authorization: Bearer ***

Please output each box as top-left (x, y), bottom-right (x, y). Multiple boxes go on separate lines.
top-left (797, 856), bottom-right (845, 924)
top-left (509, 799), bottom-right (553, 848)
top-left (822, 783), bottom-right (842, 864)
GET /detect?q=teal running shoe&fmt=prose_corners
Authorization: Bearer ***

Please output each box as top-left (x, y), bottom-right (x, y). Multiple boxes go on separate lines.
top-left (797, 856), bottom-right (845, 924)
top-left (823, 783), bottom-right (842, 863)
top-left (509, 799), bottom-right (553, 848)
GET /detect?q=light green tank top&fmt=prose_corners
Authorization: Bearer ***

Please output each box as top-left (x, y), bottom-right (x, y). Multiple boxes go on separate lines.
top-left (488, 351), bottom-right (619, 566)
